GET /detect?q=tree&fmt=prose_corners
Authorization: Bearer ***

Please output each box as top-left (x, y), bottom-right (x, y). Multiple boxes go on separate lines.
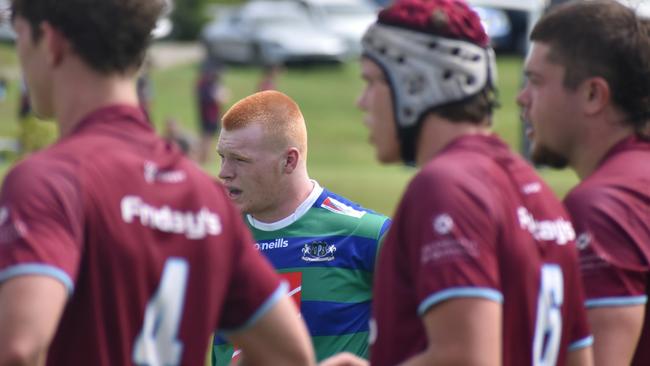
top-left (171, 0), bottom-right (210, 40)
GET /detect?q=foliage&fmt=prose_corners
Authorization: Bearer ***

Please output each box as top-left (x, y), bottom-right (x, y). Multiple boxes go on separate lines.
top-left (171, 0), bottom-right (211, 40)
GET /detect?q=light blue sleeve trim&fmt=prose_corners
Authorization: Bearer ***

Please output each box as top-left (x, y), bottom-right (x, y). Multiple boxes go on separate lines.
top-left (418, 287), bottom-right (503, 316)
top-left (568, 335), bottom-right (594, 351)
top-left (585, 295), bottom-right (647, 308)
top-left (218, 281), bottom-right (288, 336)
top-left (0, 263), bottom-right (74, 295)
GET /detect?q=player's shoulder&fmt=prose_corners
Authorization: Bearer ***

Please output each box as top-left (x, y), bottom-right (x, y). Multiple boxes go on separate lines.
top-left (4, 147), bottom-right (72, 191)
top-left (313, 188), bottom-right (390, 238)
top-left (411, 151), bottom-right (499, 200)
top-left (564, 175), bottom-right (616, 212)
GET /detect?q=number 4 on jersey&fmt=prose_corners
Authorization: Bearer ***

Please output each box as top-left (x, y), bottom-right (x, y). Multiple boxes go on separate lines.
top-left (133, 258), bottom-right (189, 366)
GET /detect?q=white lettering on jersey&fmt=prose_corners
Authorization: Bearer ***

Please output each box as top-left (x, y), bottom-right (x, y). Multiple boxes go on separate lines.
top-left (522, 182), bottom-right (542, 195)
top-left (121, 195), bottom-right (221, 239)
top-left (255, 238), bottom-right (289, 251)
top-left (517, 206), bottom-right (575, 245)
top-left (143, 161), bottom-right (187, 184)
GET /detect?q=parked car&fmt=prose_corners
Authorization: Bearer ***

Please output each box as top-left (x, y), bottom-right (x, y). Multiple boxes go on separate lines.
top-left (202, 0), bottom-right (349, 66)
top-left (297, 0), bottom-right (378, 56)
top-left (467, 0), bottom-right (548, 54)
top-left (0, 0), bottom-right (15, 42)
top-left (152, 0), bottom-right (174, 39)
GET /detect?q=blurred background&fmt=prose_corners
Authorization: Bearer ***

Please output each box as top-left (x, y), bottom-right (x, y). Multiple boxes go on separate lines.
top-left (0, 0), bottom-right (589, 216)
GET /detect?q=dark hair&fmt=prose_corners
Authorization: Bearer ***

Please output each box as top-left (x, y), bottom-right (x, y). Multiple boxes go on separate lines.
top-left (11, 0), bottom-right (165, 74)
top-left (531, 0), bottom-right (650, 134)
top-left (433, 87), bottom-right (497, 124)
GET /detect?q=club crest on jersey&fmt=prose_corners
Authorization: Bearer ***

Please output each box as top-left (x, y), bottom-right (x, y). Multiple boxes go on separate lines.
top-left (576, 232), bottom-right (592, 250)
top-left (433, 213), bottom-right (454, 235)
top-left (321, 197), bottom-right (366, 218)
top-left (0, 206), bottom-right (26, 244)
top-left (301, 241), bottom-right (336, 262)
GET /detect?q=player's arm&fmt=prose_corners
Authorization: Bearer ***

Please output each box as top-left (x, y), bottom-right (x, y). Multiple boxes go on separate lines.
top-left (399, 297), bottom-right (501, 366)
top-left (227, 294), bottom-right (315, 366)
top-left (318, 352), bottom-right (368, 366)
top-left (0, 276), bottom-right (67, 366)
top-left (587, 305), bottom-right (644, 366)
top-left (567, 345), bottom-right (594, 366)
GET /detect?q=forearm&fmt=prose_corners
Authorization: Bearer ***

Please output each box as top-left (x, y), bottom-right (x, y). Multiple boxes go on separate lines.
top-left (567, 346), bottom-right (594, 366)
top-left (0, 277), bottom-right (67, 366)
top-left (398, 348), bottom-right (497, 366)
top-left (588, 305), bottom-right (643, 366)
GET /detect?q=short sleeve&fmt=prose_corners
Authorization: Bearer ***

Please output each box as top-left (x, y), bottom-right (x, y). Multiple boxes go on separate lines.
top-left (0, 159), bottom-right (83, 293)
top-left (217, 200), bottom-right (284, 332)
top-left (565, 189), bottom-right (648, 307)
top-left (397, 171), bottom-right (503, 316)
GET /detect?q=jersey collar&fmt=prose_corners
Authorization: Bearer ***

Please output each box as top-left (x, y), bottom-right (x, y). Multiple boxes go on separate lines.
top-left (246, 180), bottom-right (323, 231)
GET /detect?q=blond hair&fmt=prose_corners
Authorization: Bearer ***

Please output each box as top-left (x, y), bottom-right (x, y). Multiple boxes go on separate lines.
top-left (222, 91), bottom-right (308, 156)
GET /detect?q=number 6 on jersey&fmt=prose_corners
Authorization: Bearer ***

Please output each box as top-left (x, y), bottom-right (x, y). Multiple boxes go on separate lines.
top-left (533, 264), bottom-right (564, 366)
top-left (133, 258), bottom-right (189, 366)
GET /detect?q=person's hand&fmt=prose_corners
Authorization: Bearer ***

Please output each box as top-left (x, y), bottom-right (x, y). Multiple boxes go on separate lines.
top-left (318, 352), bottom-right (369, 366)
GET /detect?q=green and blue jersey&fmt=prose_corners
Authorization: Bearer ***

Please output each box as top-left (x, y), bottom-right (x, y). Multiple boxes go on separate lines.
top-left (212, 181), bottom-right (390, 364)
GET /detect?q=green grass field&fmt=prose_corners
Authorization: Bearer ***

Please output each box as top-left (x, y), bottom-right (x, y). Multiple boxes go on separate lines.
top-left (0, 42), bottom-right (578, 216)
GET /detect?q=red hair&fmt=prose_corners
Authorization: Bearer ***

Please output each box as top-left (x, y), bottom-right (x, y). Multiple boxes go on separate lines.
top-left (222, 91), bottom-right (308, 155)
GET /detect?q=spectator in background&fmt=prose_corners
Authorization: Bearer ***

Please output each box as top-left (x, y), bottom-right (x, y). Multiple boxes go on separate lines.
top-left (196, 57), bottom-right (227, 163)
top-left (257, 63), bottom-right (283, 91)
top-left (16, 76), bottom-right (58, 154)
top-left (0, 0), bottom-right (315, 365)
top-left (18, 77), bottom-right (30, 119)
top-left (518, 1), bottom-right (650, 365)
top-left (136, 56), bottom-right (154, 122)
top-left (0, 77), bottom-right (7, 102)
top-left (163, 117), bottom-right (197, 157)
top-left (325, 0), bottom-right (593, 365)
top-left (214, 90), bottom-right (390, 364)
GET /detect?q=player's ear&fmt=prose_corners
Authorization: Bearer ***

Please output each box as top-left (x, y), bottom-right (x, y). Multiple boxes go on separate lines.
top-left (282, 148), bottom-right (300, 174)
top-left (41, 21), bottom-right (68, 67)
top-left (582, 76), bottom-right (610, 116)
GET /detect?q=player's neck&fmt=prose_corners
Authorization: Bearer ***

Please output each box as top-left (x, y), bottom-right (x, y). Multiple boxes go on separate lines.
top-left (252, 174), bottom-right (315, 224)
top-left (415, 114), bottom-right (491, 167)
top-left (53, 62), bottom-right (140, 138)
top-left (570, 127), bottom-right (634, 180)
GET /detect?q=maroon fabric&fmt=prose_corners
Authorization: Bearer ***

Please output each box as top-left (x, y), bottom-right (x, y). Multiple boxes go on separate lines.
top-left (378, 0), bottom-right (488, 47)
top-left (0, 105), bottom-right (281, 366)
top-left (197, 75), bottom-right (221, 134)
top-left (564, 136), bottom-right (650, 366)
top-left (370, 134), bottom-right (590, 366)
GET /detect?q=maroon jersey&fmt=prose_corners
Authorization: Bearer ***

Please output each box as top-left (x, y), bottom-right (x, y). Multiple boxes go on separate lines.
top-left (564, 136), bottom-right (650, 366)
top-left (370, 134), bottom-right (592, 366)
top-left (0, 105), bottom-right (283, 366)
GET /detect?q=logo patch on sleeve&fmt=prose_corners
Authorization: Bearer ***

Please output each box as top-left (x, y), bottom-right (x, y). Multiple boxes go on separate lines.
top-left (321, 197), bottom-right (366, 218)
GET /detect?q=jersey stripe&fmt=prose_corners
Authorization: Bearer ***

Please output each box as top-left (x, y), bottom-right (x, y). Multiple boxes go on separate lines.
top-left (0, 263), bottom-right (74, 294)
top-left (278, 267), bottom-right (373, 303)
top-left (418, 287), bottom-right (503, 315)
top-left (302, 300), bottom-right (371, 336)
top-left (585, 295), bottom-right (647, 308)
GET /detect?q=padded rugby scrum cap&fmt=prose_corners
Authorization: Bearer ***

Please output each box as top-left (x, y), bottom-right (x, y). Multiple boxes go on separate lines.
top-left (362, 0), bottom-right (497, 165)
